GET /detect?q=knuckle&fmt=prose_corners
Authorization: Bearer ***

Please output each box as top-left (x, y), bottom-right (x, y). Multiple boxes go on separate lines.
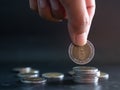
top-left (79, 17), bottom-right (90, 26)
top-left (70, 17), bottom-right (90, 34)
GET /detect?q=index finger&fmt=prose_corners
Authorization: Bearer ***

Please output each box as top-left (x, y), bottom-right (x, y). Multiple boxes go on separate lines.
top-left (60, 0), bottom-right (96, 46)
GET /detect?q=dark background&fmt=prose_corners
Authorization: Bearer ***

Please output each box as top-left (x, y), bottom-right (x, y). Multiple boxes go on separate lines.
top-left (0, 0), bottom-right (120, 66)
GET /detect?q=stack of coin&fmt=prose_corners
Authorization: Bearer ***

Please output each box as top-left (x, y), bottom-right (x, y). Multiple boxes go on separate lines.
top-left (13, 67), bottom-right (47, 84)
top-left (72, 66), bottom-right (100, 84)
top-left (16, 67), bottom-right (40, 78)
top-left (68, 66), bottom-right (109, 84)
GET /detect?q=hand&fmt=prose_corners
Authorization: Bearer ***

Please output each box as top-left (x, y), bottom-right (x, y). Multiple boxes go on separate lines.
top-left (29, 0), bottom-right (96, 46)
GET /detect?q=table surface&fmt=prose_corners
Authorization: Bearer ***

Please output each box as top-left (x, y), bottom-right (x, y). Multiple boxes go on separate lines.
top-left (0, 63), bottom-right (120, 90)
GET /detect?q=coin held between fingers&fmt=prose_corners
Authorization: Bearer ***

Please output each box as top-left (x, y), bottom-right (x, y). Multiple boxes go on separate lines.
top-left (68, 40), bottom-right (95, 65)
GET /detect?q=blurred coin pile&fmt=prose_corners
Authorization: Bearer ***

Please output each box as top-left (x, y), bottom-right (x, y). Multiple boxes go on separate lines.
top-left (12, 66), bottom-right (109, 85)
top-left (68, 66), bottom-right (109, 84)
top-left (13, 67), bottom-right (64, 84)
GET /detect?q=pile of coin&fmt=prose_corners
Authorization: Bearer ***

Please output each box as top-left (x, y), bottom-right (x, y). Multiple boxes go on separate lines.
top-left (13, 67), bottom-right (39, 78)
top-left (13, 67), bottom-right (64, 84)
top-left (12, 66), bottom-right (109, 84)
top-left (13, 67), bottom-right (46, 84)
top-left (68, 66), bottom-right (109, 84)
top-left (72, 66), bottom-right (100, 84)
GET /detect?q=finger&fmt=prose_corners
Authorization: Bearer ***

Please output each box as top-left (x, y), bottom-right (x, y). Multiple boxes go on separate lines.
top-left (49, 0), bottom-right (66, 20)
top-left (60, 0), bottom-right (92, 46)
top-left (37, 0), bottom-right (60, 22)
top-left (29, 0), bottom-right (38, 11)
top-left (86, 0), bottom-right (96, 21)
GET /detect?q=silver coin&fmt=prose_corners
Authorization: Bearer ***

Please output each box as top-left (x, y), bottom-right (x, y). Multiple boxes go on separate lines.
top-left (24, 69), bottom-right (39, 74)
top-left (13, 67), bottom-right (32, 73)
top-left (21, 77), bottom-right (47, 84)
top-left (42, 72), bottom-right (64, 79)
top-left (31, 69), bottom-right (39, 73)
top-left (42, 72), bottom-right (64, 82)
top-left (68, 40), bottom-right (95, 65)
top-left (73, 78), bottom-right (99, 84)
top-left (17, 72), bottom-right (39, 78)
top-left (68, 70), bottom-right (100, 78)
top-left (73, 76), bottom-right (99, 84)
top-left (99, 72), bottom-right (109, 79)
top-left (73, 66), bottom-right (98, 75)
top-left (80, 70), bottom-right (100, 77)
top-left (68, 70), bottom-right (75, 76)
top-left (74, 75), bottom-right (98, 79)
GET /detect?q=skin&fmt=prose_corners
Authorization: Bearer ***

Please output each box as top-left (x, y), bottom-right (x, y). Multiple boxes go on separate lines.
top-left (29, 0), bottom-right (96, 46)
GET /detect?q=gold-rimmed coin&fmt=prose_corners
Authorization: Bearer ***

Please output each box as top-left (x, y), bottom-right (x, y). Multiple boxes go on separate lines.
top-left (42, 72), bottom-right (64, 82)
top-left (42, 72), bottom-right (64, 79)
top-left (68, 40), bottom-right (95, 65)
top-left (21, 77), bottom-right (47, 84)
top-left (99, 72), bottom-right (109, 79)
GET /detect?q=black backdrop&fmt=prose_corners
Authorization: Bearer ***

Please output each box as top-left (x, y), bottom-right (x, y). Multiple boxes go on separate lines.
top-left (0, 0), bottom-right (120, 65)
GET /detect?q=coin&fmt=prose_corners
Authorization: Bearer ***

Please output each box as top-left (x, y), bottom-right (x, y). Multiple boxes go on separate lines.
top-left (22, 69), bottom-right (39, 74)
top-left (73, 66), bottom-right (98, 75)
top-left (68, 70), bottom-right (100, 77)
top-left (17, 72), bottom-right (39, 78)
top-left (30, 69), bottom-right (39, 74)
top-left (99, 72), bottom-right (109, 79)
top-left (73, 75), bottom-right (99, 84)
top-left (42, 72), bottom-right (64, 78)
top-left (42, 72), bottom-right (64, 82)
top-left (68, 40), bottom-right (95, 65)
top-left (13, 67), bottom-right (32, 73)
top-left (68, 70), bottom-right (75, 76)
top-left (21, 77), bottom-right (47, 84)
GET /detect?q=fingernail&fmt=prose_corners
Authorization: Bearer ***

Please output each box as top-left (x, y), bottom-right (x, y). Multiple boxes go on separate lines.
top-left (39, 0), bottom-right (46, 8)
top-left (75, 33), bottom-right (87, 46)
top-left (50, 0), bottom-right (59, 10)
